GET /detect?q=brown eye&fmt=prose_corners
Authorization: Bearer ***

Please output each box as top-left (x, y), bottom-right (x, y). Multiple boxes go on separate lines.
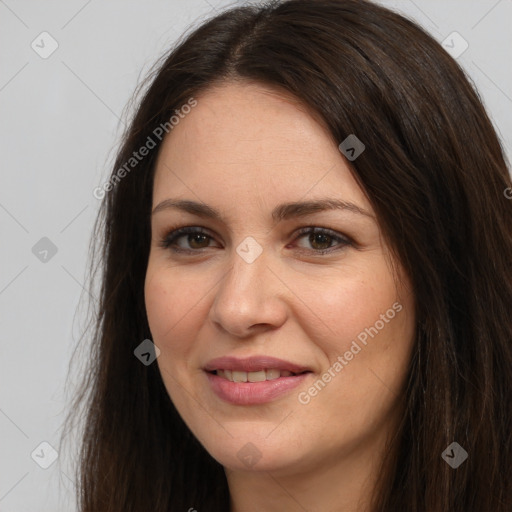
top-left (308, 232), bottom-right (333, 250)
top-left (159, 225), bottom-right (351, 256)
top-left (294, 227), bottom-right (351, 254)
top-left (186, 233), bottom-right (210, 249)
top-left (159, 227), bottom-right (218, 253)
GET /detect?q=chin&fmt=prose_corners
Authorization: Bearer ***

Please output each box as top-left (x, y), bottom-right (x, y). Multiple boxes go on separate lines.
top-left (199, 429), bottom-right (308, 473)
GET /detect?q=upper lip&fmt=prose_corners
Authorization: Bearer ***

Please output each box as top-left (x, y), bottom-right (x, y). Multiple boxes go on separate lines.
top-left (203, 356), bottom-right (311, 373)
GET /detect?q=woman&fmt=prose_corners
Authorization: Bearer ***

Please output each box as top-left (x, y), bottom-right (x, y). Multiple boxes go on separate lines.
top-left (68, 0), bottom-right (512, 510)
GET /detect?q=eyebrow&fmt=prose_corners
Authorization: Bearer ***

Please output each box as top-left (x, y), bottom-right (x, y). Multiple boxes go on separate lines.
top-left (151, 198), bottom-right (374, 223)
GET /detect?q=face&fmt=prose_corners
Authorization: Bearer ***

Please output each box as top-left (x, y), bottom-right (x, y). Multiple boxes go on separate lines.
top-left (144, 82), bottom-right (416, 475)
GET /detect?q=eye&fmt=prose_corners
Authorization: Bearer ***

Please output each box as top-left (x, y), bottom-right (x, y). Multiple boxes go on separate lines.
top-left (159, 226), bottom-right (219, 253)
top-left (292, 226), bottom-right (352, 254)
top-left (159, 225), bottom-right (352, 255)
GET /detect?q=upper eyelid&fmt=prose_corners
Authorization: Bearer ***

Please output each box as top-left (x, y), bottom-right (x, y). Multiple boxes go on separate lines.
top-left (161, 225), bottom-right (346, 240)
top-left (160, 225), bottom-right (352, 250)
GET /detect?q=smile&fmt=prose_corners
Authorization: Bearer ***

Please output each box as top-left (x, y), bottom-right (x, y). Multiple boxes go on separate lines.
top-left (203, 356), bottom-right (313, 405)
top-left (213, 369), bottom-right (302, 382)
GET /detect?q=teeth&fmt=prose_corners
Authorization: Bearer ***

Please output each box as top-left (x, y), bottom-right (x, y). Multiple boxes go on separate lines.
top-left (232, 370), bottom-right (247, 382)
top-left (266, 368), bottom-right (280, 380)
top-left (216, 368), bottom-right (298, 382)
top-left (248, 370), bottom-right (266, 382)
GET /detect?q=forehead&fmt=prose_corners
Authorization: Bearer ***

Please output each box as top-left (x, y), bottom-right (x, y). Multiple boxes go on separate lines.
top-left (152, 82), bottom-right (371, 215)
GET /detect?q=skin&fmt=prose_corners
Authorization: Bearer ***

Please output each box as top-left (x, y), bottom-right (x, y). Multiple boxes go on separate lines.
top-left (144, 81), bottom-right (416, 512)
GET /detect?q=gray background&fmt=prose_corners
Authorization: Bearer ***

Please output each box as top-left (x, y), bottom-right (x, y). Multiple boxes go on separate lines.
top-left (1, 1), bottom-right (510, 510)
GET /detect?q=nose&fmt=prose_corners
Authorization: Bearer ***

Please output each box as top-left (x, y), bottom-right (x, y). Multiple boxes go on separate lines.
top-left (208, 245), bottom-right (288, 338)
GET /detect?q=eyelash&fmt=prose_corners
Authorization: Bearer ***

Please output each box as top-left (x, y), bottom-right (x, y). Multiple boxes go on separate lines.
top-left (158, 225), bottom-right (352, 255)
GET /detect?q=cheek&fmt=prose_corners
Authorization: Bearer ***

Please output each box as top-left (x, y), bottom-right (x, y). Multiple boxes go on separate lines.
top-left (295, 260), bottom-right (415, 414)
top-left (295, 261), bottom-right (400, 348)
top-left (144, 266), bottom-right (204, 357)
top-left (144, 265), bottom-right (214, 428)
top-left (319, 274), bottom-right (414, 395)
top-left (144, 271), bottom-right (172, 339)
top-left (296, 276), bottom-right (414, 442)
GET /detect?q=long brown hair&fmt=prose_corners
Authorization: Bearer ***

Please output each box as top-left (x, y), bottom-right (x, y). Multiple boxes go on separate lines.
top-left (65, 0), bottom-right (512, 510)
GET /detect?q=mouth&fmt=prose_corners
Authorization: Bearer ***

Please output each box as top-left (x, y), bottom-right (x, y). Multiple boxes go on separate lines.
top-left (203, 355), bottom-right (312, 374)
top-left (207, 368), bottom-right (310, 382)
top-left (203, 356), bottom-right (313, 405)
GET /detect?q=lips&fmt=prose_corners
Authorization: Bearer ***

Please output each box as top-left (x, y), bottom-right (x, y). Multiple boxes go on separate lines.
top-left (203, 355), bottom-right (311, 374)
top-left (203, 356), bottom-right (313, 405)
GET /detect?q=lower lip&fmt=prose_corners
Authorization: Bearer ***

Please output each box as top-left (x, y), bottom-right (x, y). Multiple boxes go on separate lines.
top-left (205, 371), bottom-right (311, 405)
